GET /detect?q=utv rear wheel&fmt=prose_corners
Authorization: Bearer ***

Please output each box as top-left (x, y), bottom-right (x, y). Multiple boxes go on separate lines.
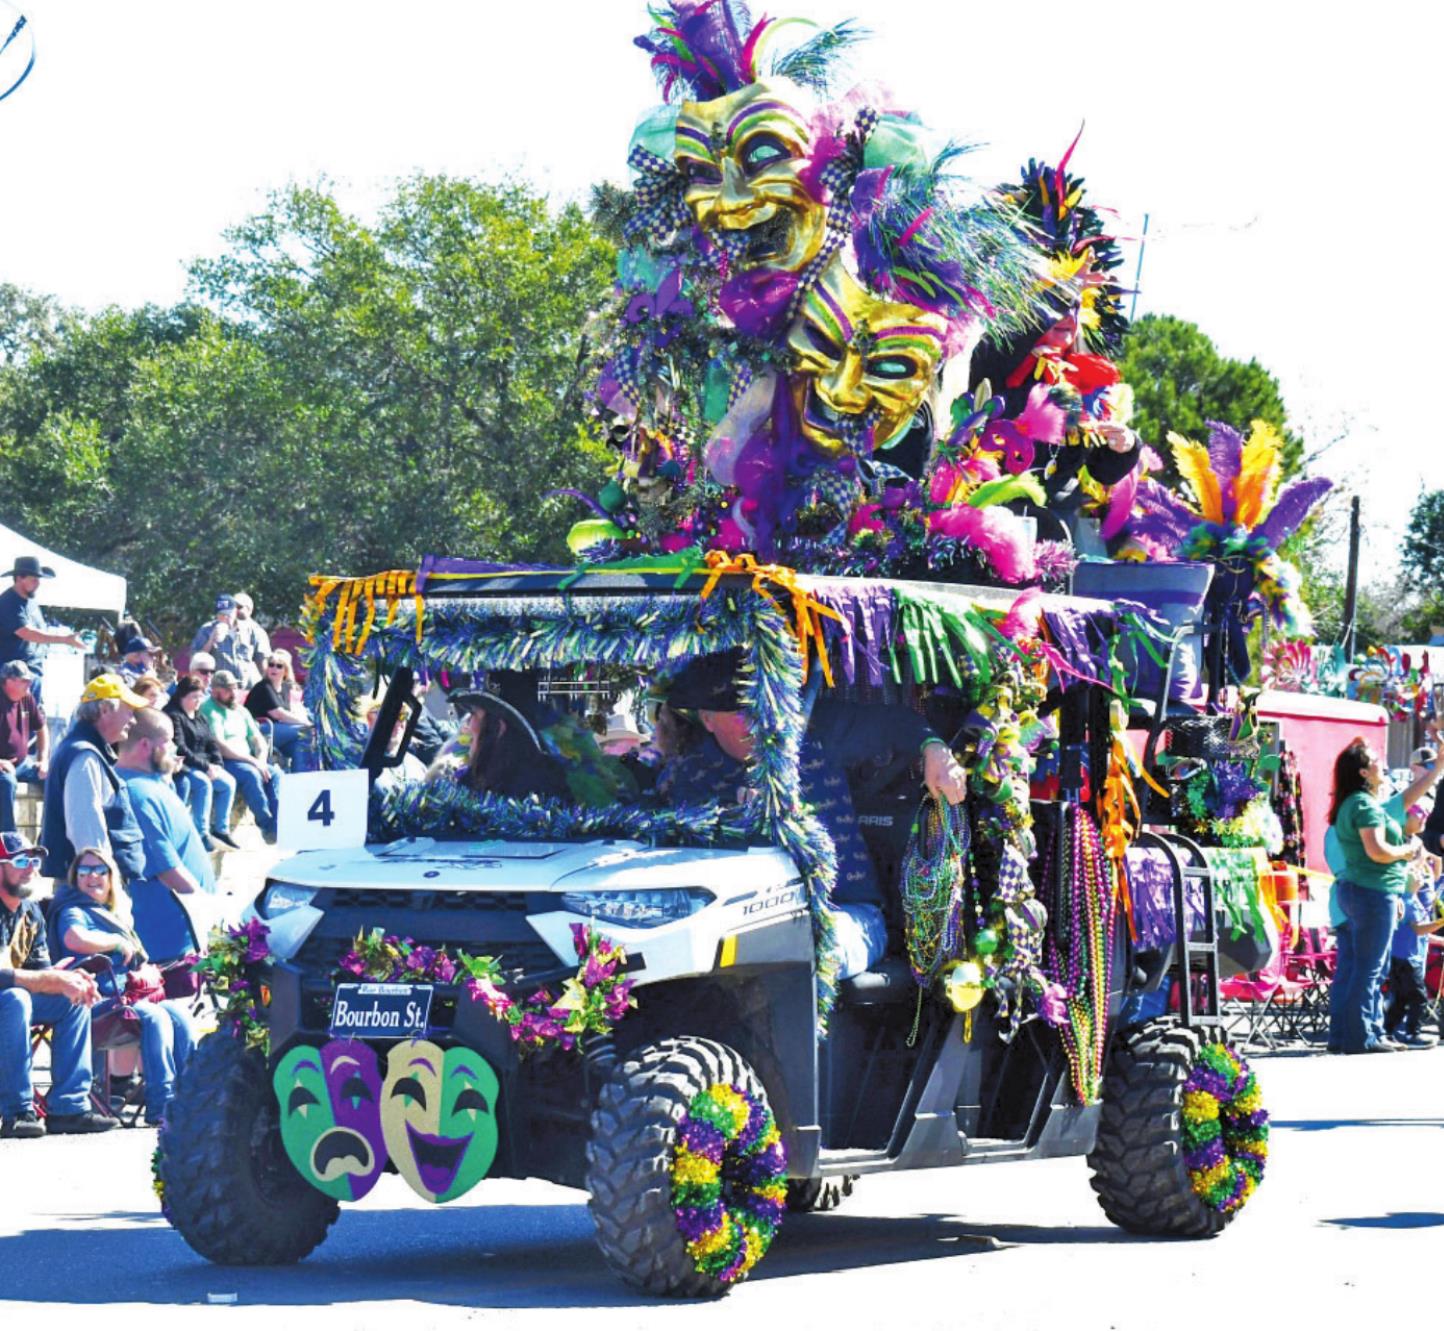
top-left (587, 1037), bottom-right (782, 1297)
top-left (159, 1032), bottom-right (340, 1264)
top-left (786, 1175), bottom-right (855, 1213)
top-left (1088, 1021), bottom-right (1234, 1238)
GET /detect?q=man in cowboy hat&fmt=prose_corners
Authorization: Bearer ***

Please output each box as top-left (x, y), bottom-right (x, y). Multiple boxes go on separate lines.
top-left (0, 555), bottom-right (86, 679)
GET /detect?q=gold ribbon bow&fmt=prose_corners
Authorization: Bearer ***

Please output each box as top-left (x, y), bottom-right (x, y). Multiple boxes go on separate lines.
top-left (306, 569), bottom-right (424, 655)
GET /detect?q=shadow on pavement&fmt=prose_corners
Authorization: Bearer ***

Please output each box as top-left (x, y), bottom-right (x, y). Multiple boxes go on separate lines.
top-left (1323, 1212), bottom-right (1444, 1230)
top-left (1271, 1118), bottom-right (1444, 1132)
top-left (0, 1203), bottom-right (1145, 1307)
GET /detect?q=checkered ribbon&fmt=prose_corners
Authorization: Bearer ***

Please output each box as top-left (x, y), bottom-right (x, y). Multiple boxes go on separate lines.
top-left (858, 454), bottom-right (911, 497)
top-left (726, 363), bottom-right (755, 411)
top-left (624, 145), bottom-right (692, 245)
top-left (786, 107), bottom-right (880, 320)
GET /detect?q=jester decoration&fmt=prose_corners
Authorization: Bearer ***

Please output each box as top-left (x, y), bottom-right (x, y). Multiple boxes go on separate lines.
top-left (576, 0), bottom-right (1053, 577)
top-left (274, 1040), bottom-right (501, 1205)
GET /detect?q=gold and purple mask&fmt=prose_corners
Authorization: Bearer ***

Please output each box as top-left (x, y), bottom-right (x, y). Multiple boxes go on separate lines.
top-left (674, 79), bottom-right (826, 276)
top-left (786, 261), bottom-right (949, 458)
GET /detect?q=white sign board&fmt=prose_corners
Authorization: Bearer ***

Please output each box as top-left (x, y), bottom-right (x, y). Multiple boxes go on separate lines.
top-left (276, 768), bottom-right (370, 851)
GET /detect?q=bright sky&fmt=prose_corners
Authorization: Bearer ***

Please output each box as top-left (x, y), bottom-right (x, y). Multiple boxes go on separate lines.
top-left (1, 0), bottom-right (1437, 582)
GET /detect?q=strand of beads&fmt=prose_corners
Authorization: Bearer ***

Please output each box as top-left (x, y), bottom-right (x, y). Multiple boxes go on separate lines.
top-left (900, 796), bottom-right (971, 983)
top-left (671, 1083), bottom-right (789, 1286)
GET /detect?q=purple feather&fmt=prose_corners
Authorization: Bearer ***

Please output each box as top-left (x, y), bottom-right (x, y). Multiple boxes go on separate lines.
top-left (635, 1), bottom-right (755, 100)
top-left (1205, 421), bottom-right (1245, 521)
top-left (1129, 478), bottom-right (1201, 553)
top-left (1253, 475), bottom-right (1332, 549)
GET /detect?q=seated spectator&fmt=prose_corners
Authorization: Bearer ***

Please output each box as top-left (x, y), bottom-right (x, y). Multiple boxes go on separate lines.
top-left (0, 831), bottom-right (114, 1138)
top-left (40, 673), bottom-right (148, 885)
top-left (116, 637), bottom-right (159, 686)
top-left (201, 670), bottom-right (281, 842)
top-left (0, 661), bottom-right (48, 834)
top-left (52, 845), bottom-right (197, 1126)
top-left (116, 709), bottom-right (217, 961)
top-left (191, 596), bottom-right (256, 688)
top-left (164, 674), bottom-right (238, 851)
top-left (130, 674), bottom-right (166, 708)
top-left (245, 649), bottom-right (314, 771)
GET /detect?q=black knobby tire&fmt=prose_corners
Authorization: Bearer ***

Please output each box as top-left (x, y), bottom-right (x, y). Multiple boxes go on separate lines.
top-left (785, 1175), bottom-right (855, 1213)
top-left (586, 1036), bottom-right (775, 1298)
top-left (1087, 1020), bottom-right (1232, 1238)
top-left (159, 1032), bottom-right (340, 1264)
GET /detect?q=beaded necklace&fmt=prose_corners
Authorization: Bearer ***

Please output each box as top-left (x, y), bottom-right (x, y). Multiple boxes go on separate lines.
top-left (1044, 804), bottom-right (1116, 1103)
top-left (900, 795), bottom-right (971, 984)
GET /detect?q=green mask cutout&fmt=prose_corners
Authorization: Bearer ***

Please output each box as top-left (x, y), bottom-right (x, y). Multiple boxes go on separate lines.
top-left (272, 1040), bottom-right (386, 1202)
top-left (381, 1040), bottom-right (500, 1203)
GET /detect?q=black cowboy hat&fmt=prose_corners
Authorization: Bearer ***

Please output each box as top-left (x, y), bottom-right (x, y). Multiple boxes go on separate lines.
top-left (7, 556), bottom-right (54, 579)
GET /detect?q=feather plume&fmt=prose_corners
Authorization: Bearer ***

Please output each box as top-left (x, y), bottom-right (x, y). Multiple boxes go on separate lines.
top-left (1129, 478), bottom-right (1202, 553)
top-left (1205, 420), bottom-right (1244, 519)
top-left (1253, 475), bottom-right (1333, 549)
top-left (1233, 419), bottom-right (1284, 529)
top-left (928, 504), bottom-right (1037, 582)
top-left (1168, 431), bottom-right (1223, 523)
top-left (967, 473), bottom-right (1047, 509)
top-left (1098, 464), bottom-right (1140, 542)
top-left (766, 19), bottom-right (867, 93)
top-left (634, 1), bottom-right (757, 100)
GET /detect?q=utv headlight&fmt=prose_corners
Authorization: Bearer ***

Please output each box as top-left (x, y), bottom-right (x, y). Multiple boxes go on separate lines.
top-left (263, 882), bottom-right (319, 916)
top-left (559, 888), bottom-right (713, 927)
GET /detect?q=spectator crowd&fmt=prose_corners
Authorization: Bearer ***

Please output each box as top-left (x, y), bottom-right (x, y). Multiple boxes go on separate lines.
top-left (0, 555), bottom-right (315, 1139)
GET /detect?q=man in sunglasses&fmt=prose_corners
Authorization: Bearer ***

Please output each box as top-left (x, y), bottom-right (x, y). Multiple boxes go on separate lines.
top-left (0, 831), bottom-right (115, 1137)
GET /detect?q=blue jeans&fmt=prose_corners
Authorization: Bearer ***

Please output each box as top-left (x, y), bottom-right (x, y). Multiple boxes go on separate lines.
top-left (0, 758), bottom-right (43, 834)
top-left (1330, 881), bottom-right (1398, 1052)
top-left (223, 760), bottom-right (282, 837)
top-left (132, 998), bottom-right (196, 1123)
top-left (268, 722), bottom-right (315, 772)
top-left (0, 987), bottom-right (93, 1116)
top-left (834, 902), bottom-right (888, 980)
top-left (175, 766), bottom-right (236, 837)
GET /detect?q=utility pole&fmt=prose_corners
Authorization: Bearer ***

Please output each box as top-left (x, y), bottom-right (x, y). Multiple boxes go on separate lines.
top-left (1129, 212), bottom-right (1150, 322)
top-left (1342, 494), bottom-right (1361, 659)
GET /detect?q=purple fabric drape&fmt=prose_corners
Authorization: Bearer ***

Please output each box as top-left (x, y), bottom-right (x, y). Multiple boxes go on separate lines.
top-left (809, 581), bottom-right (896, 686)
top-left (1128, 844), bottom-right (1205, 949)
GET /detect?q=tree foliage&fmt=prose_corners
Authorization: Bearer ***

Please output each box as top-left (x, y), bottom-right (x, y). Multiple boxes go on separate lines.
top-left (1119, 313), bottom-right (1303, 484)
top-left (0, 177), bottom-right (615, 641)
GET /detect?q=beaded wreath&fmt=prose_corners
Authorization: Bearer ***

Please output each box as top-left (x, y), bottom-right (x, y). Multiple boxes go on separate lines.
top-left (1181, 1042), bottom-right (1269, 1214)
top-left (670, 1083), bottom-right (789, 1285)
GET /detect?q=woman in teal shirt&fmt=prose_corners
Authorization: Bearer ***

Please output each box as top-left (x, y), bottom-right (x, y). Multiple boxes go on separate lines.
top-left (1327, 739), bottom-right (1423, 1054)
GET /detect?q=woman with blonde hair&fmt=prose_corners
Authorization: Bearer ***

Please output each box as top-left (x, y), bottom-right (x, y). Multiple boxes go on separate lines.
top-left (244, 647), bottom-right (314, 771)
top-left (51, 846), bottom-right (197, 1125)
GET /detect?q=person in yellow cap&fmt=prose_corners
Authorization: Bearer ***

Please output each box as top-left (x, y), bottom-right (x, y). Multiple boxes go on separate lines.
top-left (39, 673), bottom-right (149, 883)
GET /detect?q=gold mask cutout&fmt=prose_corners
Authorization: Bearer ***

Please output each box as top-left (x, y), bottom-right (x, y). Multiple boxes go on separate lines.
top-left (674, 79), bottom-right (827, 276)
top-left (786, 260), bottom-right (948, 458)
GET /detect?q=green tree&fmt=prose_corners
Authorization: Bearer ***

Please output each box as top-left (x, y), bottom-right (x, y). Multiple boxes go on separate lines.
top-left (0, 177), bottom-right (615, 639)
top-left (1402, 490), bottom-right (1444, 585)
top-left (1119, 313), bottom-right (1303, 485)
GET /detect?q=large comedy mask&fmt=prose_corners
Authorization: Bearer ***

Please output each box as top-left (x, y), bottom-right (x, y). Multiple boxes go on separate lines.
top-left (380, 1040), bottom-right (500, 1204)
top-left (675, 79), bottom-right (826, 277)
top-left (273, 1040), bottom-right (387, 1202)
top-left (786, 259), bottom-right (949, 459)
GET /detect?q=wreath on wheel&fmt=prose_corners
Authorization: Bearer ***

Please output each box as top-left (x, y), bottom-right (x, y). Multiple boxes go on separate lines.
top-left (1181, 1042), bottom-right (1269, 1213)
top-left (670, 1083), bottom-right (788, 1284)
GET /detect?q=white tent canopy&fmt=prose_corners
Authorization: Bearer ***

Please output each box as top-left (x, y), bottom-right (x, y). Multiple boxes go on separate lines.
top-left (0, 521), bottom-right (126, 614)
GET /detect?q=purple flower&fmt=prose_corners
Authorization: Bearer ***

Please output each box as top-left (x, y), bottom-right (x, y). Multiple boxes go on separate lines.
top-left (569, 922), bottom-right (590, 957)
top-left (232, 919), bottom-right (271, 964)
top-left (430, 952), bottom-right (457, 984)
top-left (337, 951), bottom-right (366, 978)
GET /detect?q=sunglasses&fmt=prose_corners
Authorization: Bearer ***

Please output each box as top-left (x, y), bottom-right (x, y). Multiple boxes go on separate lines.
top-left (7, 854), bottom-right (40, 870)
top-left (194, 667), bottom-right (215, 675)
top-left (75, 863), bottom-right (109, 878)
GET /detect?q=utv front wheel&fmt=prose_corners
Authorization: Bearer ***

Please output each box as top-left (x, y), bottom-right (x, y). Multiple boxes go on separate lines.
top-left (587, 1037), bottom-right (785, 1297)
top-left (1088, 1021), bottom-right (1265, 1238)
top-left (159, 1032), bottom-right (340, 1264)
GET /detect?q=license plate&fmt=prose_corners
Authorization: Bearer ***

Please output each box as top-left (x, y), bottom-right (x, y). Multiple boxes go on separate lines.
top-left (329, 983), bottom-right (434, 1039)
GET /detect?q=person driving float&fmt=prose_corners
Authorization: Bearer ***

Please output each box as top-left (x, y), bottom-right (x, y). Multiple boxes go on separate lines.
top-left (660, 651), bottom-right (967, 980)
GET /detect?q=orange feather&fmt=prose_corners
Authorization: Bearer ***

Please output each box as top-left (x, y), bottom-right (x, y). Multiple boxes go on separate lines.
top-left (1167, 431), bottom-right (1222, 523)
top-left (1234, 420), bottom-right (1284, 528)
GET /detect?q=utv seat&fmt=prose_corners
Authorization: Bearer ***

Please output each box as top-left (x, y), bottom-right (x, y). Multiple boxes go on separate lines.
top-left (838, 955), bottom-right (916, 1006)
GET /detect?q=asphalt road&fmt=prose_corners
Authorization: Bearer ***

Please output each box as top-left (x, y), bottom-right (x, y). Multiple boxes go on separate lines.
top-left (2, 1045), bottom-right (1439, 1330)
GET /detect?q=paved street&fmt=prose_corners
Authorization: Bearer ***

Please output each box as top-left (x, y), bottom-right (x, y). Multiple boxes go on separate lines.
top-left (2, 1042), bottom-right (1439, 1329)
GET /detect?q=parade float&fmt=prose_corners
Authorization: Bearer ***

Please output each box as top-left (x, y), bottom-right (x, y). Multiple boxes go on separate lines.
top-left (151, 1), bottom-right (1330, 1294)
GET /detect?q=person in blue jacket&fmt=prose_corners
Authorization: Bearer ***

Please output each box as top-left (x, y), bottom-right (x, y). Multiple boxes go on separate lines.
top-left (52, 844), bottom-right (196, 1126)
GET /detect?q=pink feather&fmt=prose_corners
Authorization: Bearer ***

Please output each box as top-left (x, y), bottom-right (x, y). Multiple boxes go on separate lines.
top-left (1099, 464), bottom-right (1140, 542)
top-left (928, 505), bottom-right (1037, 583)
top-left (738, 14), bottom-right (773, 83)
top-left (999, 587), bottom-right (1045, 642)
top-left (1014, 383), bottom-right (1067, 444)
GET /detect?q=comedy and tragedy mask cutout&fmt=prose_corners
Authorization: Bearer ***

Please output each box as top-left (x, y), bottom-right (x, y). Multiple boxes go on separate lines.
top-left (273, 1040), bottom-right (387, 1202)
top-left (674, 79), bottom-right (827, 276)
top-left (380, 1040), bottom-right (500, 1204)
top-left (786, 259), bottom-right (948, 459)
